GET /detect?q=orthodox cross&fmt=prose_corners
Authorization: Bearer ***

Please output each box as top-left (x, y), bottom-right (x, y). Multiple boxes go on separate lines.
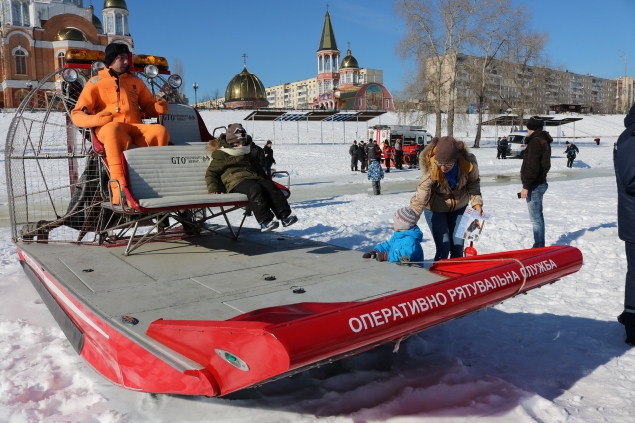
top-left (242, 53), bottom-right (248, 66)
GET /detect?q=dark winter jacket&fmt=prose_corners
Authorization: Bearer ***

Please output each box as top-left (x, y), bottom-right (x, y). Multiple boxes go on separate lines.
top-left (250, 142), bottom-right (266, 168)
top-left (564, 143), bottom-right (579, 157)
top-left (349, 144), bottom-right (358, 157)
top-left (520, 130), bottom-right (553, 189)
top-left (263, 145), bottom-right (275, 167)
top-left (367, 142), bottom-right (379, 161)
top-left (615, 103), bottom-right (635, 242)
top-left (357, 144), bottom-right (366, 160)
top-left (373, 225), bottom-right (424, 266)
top-left (205, 134), bottom-right (261, 193)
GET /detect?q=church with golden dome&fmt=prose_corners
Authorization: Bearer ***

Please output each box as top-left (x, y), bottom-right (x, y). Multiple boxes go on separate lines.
top-left (218, 9), bottom-right (394, 111)
top-left (0, 0), bottom-right (132, 108)
top-left (264, 9), bottom-right (394, 111)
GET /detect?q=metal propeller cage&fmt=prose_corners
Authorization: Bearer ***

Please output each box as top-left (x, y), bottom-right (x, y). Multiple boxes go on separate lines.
top-left (4, 66), bottom-right (185, 245)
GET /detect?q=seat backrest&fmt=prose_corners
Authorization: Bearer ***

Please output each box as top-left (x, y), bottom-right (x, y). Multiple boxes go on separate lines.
top-left (163, 104), bottom-right (207, 145)
top-left (123, 145), bottom-right (211, 199)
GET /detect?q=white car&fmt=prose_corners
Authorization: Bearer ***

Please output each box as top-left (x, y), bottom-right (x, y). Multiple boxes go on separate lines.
top-left (506, 130), bottom-right (529, 158)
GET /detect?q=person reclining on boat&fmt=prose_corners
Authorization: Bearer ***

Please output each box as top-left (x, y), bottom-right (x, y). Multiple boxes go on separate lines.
top-left (71, 42), bottom-right (170, 205)
top-left (205, 123), bottom-right (297, 232)
top-left (362, 207), bottom-right (424, 265)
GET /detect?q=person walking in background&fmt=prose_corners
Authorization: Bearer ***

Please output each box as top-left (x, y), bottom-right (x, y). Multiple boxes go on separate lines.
top-left (394, 138), bottom-right (404, 169)
top-left (496, 137), bottom-right (503, 159)
top-left (349, 140), bottom-right (359, 171)
top-left (367, 152), bottom-right (384, 195)
top-left (358, 140), bottom-right (367, 173)
top-left (499, 136), bottom-right (508, 159)
top-left (409, 136), bottom-right (483, 261)
top-left (563, 141), bottom-right (579, 168)
top-left (361, 207), bottom-right (424, 265)
top-left (263, 140), bottom-right (276, 179)
top-left (383, 140), bottom-right (392, 173)
top-left (615, 103), bottom-right (635, 347)
top-left (520, 116), bottom-right (552, 248)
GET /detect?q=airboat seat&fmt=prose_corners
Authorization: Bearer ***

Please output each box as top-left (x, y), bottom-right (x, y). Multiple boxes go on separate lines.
top-left (121, 144), bottom-right (250, 211)
top-left (109, 144), bottom-right (290, 254)
top-left (162, 104), bottom-right (213, 145)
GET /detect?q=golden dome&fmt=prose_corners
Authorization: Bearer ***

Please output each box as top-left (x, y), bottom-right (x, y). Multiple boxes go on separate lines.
top-left (88, 6), bottom-right (103, 32)
top-left (56, 28), bottom-right (87, 42)
top-left (341, 49), bottom-right (359, 69)
top-left (103, 0), bottom-right (128, 10)
top-left (225, 66), bottom-right (268, 103)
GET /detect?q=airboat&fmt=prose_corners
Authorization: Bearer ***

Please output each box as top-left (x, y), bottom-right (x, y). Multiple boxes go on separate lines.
top-left (5, 49), bottom-right (583, 397)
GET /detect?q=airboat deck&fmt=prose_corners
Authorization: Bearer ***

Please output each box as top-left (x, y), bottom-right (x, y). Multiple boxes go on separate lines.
top-left (18, 228), bottom-right (445, 344)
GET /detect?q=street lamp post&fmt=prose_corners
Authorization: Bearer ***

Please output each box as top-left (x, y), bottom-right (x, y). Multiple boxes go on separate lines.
top-left (192, 82), bottom-right (199, 109)
top-left (619, 50), bottom-right (628, 113)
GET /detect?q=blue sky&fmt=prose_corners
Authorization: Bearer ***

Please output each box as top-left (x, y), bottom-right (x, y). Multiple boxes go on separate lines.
top-left (100, 0), bottom-right (634, 103)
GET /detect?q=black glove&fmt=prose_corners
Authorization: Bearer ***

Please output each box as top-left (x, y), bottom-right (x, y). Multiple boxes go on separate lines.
top-left (362, 250), bottom-right (377, 259)
top-left (375, 252), bottom-right (388, 262)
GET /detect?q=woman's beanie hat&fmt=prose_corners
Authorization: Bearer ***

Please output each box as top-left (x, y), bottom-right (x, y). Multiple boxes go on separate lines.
top-left (526, 116), bottom-right (544, 130)
top-left (104, 42), bottom-right (130, 67)
top-left (393, 207), bottom-right (417, 230)
top-left (435, 136), bottom-right (460, 162)
top-left (226, 123), bottom-right (247, 145)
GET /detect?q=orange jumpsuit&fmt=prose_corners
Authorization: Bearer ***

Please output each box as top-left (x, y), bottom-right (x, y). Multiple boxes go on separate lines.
top-left (71, 68), bottom-right (170, 204)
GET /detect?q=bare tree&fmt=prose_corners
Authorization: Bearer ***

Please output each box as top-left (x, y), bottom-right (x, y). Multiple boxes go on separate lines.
top-left (396, 0), bottom-right (479, 137)
top-left (501, 28), bottom-right (549, 129)
top-left (463, 0), bottom-right (522, 147)
top-left (172, 56), bottom-right (185, 94)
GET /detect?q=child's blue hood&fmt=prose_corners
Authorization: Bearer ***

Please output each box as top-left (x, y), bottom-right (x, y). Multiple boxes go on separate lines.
top-left (393, 225), bottom-right (424, 242)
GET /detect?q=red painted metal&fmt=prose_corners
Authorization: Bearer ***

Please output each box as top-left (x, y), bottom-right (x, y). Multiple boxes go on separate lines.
top-left (18, 248), bottom-right (219, 396)
top-left (146, 246), bottom-right (582, 395)
top-left (18, 245), bottom-right (582, 396)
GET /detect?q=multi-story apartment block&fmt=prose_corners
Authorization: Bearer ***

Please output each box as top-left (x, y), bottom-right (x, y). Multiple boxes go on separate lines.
top-left (428, 54), bottom-right (617, 115)
top-left (614, 76), bottom-right (635, 114)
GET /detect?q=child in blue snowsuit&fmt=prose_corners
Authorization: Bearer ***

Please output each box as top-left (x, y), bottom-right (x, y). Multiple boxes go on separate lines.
top-left (362, 207), bottom-right (424, 266)
top-left (367, 159), bottom-right (384, 195)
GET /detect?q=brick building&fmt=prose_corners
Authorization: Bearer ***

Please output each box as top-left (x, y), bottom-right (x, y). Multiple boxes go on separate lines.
top-left (0, 0), bottom-right (132, 108)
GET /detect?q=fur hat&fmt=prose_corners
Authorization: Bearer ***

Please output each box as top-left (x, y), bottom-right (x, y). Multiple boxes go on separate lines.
top-left (104, 42), bottom-right (130, 67)
top-left (526, 116), bottom-right (544, 130)
top-left (393, 207), bottom-right (417, 230)
top-left (434, 136), bottom-right (460, 162)
top-left (226, 123), bottom-right (247, 146)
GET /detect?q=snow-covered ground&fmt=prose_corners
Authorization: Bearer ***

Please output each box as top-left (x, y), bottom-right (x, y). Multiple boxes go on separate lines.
top-left (0, 111), bottom-right (632, 422)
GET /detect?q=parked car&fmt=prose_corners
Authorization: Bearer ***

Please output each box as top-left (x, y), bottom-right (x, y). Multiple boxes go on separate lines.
top-left (507, 130), bottom-right (529, 158)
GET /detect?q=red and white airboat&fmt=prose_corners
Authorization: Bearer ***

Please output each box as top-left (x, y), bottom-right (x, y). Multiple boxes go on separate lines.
top-left (5, 49), bottom-right (583, 397)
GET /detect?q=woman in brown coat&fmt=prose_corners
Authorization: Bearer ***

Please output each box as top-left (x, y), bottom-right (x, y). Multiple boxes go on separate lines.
top-left (409, 136), bottom-right (483, 261)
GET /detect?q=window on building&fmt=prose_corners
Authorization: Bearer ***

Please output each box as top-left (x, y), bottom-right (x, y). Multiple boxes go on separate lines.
top-left (115, 13), bottom-right (123, 35)
top-left (318, 81), bottom-right (322, 94)
top-left (123, 14), bottom-right (128, 35)
top-left (319, 56), bottom-right (323, 73)
top-left (11, 0), bottom-right (20, 25)
top-left (106, 13), bottom-right (114, 34)
top-left (15, 50), bottom-right (26, 75)
top-left (385, 99), bottom-right (390, 109)
top-left (324, 80), bottom-right (331, 91)
top-left (57, 51), bottom-right (65, 69)
top-left (358, 98), bottom-right (362, 108)
top-left (2, 1), bottom-right (11, 25)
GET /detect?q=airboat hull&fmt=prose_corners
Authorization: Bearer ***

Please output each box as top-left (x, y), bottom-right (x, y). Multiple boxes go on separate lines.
top-left (16, 231), bottom-right (582, 396)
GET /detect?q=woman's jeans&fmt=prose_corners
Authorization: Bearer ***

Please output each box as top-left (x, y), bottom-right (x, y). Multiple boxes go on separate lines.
top-left (526, 183), bottom-right (548, 248)
top-left (423, 205), bottom-right (467, 261)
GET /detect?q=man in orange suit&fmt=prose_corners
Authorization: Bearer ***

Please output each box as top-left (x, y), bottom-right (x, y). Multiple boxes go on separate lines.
top-left (71, 42), bottom-right (170, 204)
